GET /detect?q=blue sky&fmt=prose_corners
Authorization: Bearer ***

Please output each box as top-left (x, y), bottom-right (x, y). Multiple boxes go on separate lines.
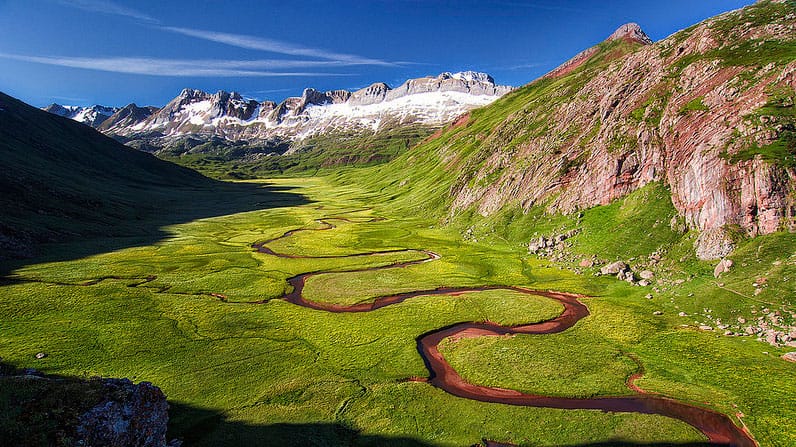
top-left (0, 0), bottom-right (753, 108)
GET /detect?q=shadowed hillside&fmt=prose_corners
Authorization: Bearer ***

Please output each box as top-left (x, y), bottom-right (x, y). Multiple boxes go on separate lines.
top-left (0, 92), bottom-right (310, 274)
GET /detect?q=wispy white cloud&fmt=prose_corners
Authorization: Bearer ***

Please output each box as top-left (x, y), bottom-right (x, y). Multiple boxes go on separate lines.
top-left (50, 95), bottom-right (91, 103)
top-left (52, 0), bottom-right (401, 67)
top-left (502, 62), bottom-right (549, 70)
top-left (54, 0), bottom-right (159, 23)
top-left (0, 53), bottom-right (351, 77)
top-left (161, 26), bottom-right (398, 66)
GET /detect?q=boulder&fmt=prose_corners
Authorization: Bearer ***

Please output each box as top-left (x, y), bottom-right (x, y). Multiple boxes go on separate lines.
top-left (601, 261), bottom-right (628, 275)
top-left (528, 237), bottom-right (546, 253)
top-left (77, 379), bottom-right (175, 447)
top-left (639, 270), bottom-right (655, 280)
top-left (579, 259), bottom-right (594, 268)
top-left (783, 352), bottom-right (796, 363)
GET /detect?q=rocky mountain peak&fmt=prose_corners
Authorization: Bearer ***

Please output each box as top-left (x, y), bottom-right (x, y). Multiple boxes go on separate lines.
top-left (361, 82), bottom-right (392, 95)
top-left (325, 89), bottom-right (353, 104)
top-left (447, 71), bottom-right (496, 84)
top-left (301, 88), bottom-right (331, 106)
top-left (349, 82), bottom-right (392, 106)
top-left (608, 23), bottom-right (653, 45)
top-left (178, 88), bottom-right (205, 99)
top-left (211, 90), bottom-right (230, 100)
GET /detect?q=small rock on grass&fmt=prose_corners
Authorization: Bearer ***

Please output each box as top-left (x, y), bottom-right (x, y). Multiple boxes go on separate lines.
top-left (35, 352), bottom-right (47, 359)
top-left (713, 258), bottom-right (733, 278)
top-left (653, 311), bottom-right (663, 315)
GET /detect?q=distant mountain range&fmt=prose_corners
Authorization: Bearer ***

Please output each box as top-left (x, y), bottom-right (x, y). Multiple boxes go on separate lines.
top-left (43, 71), bottom-right (512, 157)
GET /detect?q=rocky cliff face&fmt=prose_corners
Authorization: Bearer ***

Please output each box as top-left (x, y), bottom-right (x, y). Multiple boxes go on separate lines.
top-left (425, 1), bottom-right (794, 259)
top-left (44, 72), bottom-right (512, 154)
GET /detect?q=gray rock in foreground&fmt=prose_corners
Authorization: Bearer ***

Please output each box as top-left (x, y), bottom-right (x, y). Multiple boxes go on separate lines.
top-left (77, 378), bottom-right (179, 447)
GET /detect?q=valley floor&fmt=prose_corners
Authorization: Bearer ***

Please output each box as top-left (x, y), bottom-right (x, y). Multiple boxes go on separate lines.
top-left (1, 177), bottom-right (795, 446)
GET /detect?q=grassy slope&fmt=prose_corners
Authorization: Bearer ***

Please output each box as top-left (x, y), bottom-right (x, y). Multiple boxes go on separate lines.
top-left (151, 124), bottom-right (436, 180)
top-left (1, 176), bottom-right (794, 446)
top-left (328, 36), bottom-right (650, 214)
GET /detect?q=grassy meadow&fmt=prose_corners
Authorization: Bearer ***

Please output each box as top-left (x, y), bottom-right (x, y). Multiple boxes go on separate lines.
top-left (1, 176), bottom-right (795, 446)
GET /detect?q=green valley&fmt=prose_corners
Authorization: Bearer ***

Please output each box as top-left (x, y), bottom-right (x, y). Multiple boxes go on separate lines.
top-left (2, 0), bottom-right (795, 446)
top-left (2, 175), bottom-right (795, 446)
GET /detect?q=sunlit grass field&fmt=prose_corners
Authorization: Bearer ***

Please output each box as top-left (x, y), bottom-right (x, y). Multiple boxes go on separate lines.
top-left (2, 177), bottom-right (795, 446)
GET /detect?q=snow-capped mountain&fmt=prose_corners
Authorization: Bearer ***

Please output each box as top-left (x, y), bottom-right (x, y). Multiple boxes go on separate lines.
top-left (42, 104), bottom-right (119, 128)
top-left (45, 72), bottom-right (512, 152)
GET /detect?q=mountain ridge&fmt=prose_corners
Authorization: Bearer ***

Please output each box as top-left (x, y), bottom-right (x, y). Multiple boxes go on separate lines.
top-left (44, 71), bottom-right (512, 148)
top-left (347, 0), bottom-right (795, 260)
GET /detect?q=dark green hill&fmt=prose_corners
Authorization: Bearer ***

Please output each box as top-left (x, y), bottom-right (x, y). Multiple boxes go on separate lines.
top-left (0, 92), bottom-right (308, 265)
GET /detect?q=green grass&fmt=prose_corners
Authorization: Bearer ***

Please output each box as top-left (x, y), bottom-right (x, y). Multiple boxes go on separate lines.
top-left (724, 85), bottom-right (796, 168)
top-left (728, 135), bottom-right (796, 168)
top-left (679, 96), bottom-right (710, 115)
top-left (439, 327), bottom-right (639, 398)
top-left (2, 177), bottom-right (795, 446)
top-left (154, 125), bottom-right (436, 180)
